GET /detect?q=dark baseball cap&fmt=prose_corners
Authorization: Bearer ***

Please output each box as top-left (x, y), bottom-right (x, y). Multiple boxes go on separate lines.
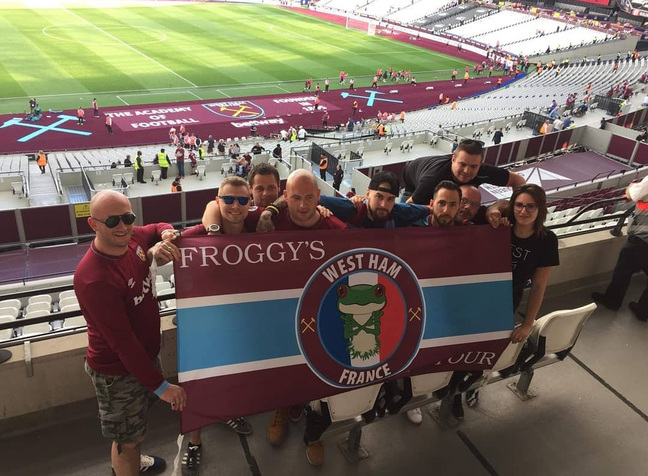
top-left (368, 171), bottom-right (400, 197)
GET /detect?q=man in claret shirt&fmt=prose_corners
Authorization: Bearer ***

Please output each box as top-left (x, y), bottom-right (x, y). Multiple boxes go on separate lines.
top-left (259, 169), bottom-right (346, 232)
top-left (74, 190), bottom-right (185, 476)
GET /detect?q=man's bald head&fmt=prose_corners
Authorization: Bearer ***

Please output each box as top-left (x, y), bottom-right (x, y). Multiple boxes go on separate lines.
top-left (89, 190), bottom-right (134, 255)
top-left (90, 190), bottom-right (131, 218)
top-left (284, 169), bottom-right (321, 228)
top-left (457, 185), bottom-right (482, 223)
top-left (286, 169), bottom-right (318, 192)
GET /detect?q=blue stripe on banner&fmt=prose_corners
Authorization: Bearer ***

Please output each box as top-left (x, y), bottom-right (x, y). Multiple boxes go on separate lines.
top-left (422, 281), bottom-right (513, 339)
top-left (177, 281), bottom-right (513, 373)
top-left (177, 299), bottom-right (300, 373)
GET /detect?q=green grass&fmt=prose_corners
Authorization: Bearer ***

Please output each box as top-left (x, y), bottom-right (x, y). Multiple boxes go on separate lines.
top-left (0, 3), bottom-right (467, 114)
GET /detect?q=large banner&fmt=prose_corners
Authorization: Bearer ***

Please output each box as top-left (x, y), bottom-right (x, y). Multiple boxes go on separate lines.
top-left (174, 226), bottom-right (513, 433)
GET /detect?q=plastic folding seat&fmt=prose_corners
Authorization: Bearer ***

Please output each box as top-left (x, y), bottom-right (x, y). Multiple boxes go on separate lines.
top-left (157, 288), bottom-right (175, 310)
top-left (384, 143), bottom-right (393, 155)
top-left (26, 302), bottom-right (51, 314)
top-left (410, 371), bottom-right (454, 397)
top-left (63, 316), bottom-right (86, 328)
top-left (122, 172), bottom-right (134, 185)
top-left (28, 294), bottom-right (52, 306)
top-left (169, 274), bottom-right (175, 287)
top-left (196, 165), bottom-right (206, 180)
top-left (11, 182), bottom-right (24, 198)
top-left (508, 303), bottom-right (597, 399)
top-left (151, 170), bottom-right (161, 185)
top-left (60, 303), bottom-right (81, 314)
top-left (21, 321), bottom-right (52, 336)
top-left (312, 384), bottom-right (383, 422)
top-left (112, 174), bottom-right (123, 187)
top-left (0, 306), bottom-right (19, 319)
top-left (58, 290), bottom-right (76, 302)
top-left (155, 281), bottom-right (172, 293)
top-left (0, 299), bottom-right (21, 311)
top-left (155, 275), bottom-right (165, 284)
top-left (58, 297), bottom-right (79, 310)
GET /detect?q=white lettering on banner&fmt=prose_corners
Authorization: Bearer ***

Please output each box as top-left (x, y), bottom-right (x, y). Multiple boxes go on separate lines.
top-left (321, 253), bottom-right (401, 283)
top-left (447, 351), bottom-right (496, 366)
top-left (134, 107), bottom-right (192, 115)
top-left (179, 240), bottom-right (326, 268)
top-left (231, 118), bottom-right (285, 128)
top-left (272, 96), bottom-right (315, 104)
top-left (131, 118), bottom-right (199, 129)
top-left (338, 363), bottom-right (392, 385)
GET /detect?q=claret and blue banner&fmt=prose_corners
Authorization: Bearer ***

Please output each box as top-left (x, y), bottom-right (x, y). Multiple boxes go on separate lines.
top-left (174, 226), bottom-right (513, 433)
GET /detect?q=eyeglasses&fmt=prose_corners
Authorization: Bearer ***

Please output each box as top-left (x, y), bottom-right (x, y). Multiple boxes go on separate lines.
top-left (460, 197), bottom-right (481, 208)
top-left (92, 212), bottom-right (136, 228)
top-left (218, 196), bottom-right (251, 206)
top-left (514, 202), bottom-right (538, 212)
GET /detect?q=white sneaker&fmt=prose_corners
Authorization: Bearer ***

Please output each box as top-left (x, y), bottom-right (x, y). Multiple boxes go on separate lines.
top-left (406, 408), bottom-right (423, 424)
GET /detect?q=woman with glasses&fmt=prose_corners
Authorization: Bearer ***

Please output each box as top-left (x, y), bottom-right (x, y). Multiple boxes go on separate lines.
top-left (464, 185), bottom-right (560, 410)
top-left (488, 184), bottom-right (560, 343)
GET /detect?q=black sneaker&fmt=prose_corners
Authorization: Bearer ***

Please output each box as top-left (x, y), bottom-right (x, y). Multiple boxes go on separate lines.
top-left (181, 444), bottom-right (201, 475)
top-left (591, 292), bottom-right (621, 311)
top-left (223, 417), bottom-right (253, 435)
top-left (466, 389), bottom-right (480, 408)
top-left (451, 395), bottom-right (464, 420)
top-left (140, 455), bottom-right (166, 473)
top-left (629, 302), bottom-right (648, 322)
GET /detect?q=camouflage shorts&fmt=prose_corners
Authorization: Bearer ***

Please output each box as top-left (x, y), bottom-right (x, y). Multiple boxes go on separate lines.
top-left (84, 359), bottom-right (160, 444)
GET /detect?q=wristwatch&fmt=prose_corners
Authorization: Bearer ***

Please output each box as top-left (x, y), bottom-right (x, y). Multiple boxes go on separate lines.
top-left (207, 224), bottom-right (220, 234)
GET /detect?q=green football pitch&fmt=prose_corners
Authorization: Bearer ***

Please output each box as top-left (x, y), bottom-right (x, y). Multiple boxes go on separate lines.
top-left (0, 2), bottom-right (467, 114)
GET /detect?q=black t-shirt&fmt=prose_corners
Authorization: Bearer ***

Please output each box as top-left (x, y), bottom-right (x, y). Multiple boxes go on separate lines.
top-left (403, 156), bottom-right (510, 204)
top-left (511, 228), bottom-right (559, 295)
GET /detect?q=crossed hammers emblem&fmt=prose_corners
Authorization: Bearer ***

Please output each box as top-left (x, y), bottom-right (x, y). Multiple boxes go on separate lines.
top-left (301, 317), bottom-right (316, 334)
top-left (409, 307), bottom-right (422, 322)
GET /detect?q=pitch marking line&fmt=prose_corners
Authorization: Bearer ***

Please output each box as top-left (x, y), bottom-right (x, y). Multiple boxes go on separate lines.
top-left (187, 90), bottom-right (203, 100)
top-left (62, 8), bottom-right (198, 88)
top-left (116, 95), bottom-right (130, 105)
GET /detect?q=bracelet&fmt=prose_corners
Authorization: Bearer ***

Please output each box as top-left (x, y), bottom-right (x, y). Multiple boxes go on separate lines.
top-left (266, 204), bottom-right (280, 216)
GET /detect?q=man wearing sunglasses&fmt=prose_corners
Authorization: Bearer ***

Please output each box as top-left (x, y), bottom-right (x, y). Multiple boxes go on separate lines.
top-left (74, 190), bottom-right (186, 476)
top-left (201, 164), bottom-right (281, 233)
top-left (401, 139), bottom-right (525, 205)
top-left (181, 177), bottom-right (255, 474)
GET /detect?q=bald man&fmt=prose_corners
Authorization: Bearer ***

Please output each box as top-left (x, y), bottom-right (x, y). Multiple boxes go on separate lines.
top-left (456, 184), bottom-right (486, 225)
top-left (257, 170), bottom-right (345, 465)
top-left (263, 169), bottom-right (347, 231)
top-left (74, 190), bottom-right (186, 476)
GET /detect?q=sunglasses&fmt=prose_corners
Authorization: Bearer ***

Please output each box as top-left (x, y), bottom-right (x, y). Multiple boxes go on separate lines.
top-left (92, 212), bottom-right (137, 228)
top-left (218, 195), bottom-right (251, 206)
top-left (514, 202), bottom-right (538, 212)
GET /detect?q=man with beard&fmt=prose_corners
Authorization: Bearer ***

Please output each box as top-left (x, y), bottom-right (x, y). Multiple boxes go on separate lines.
top-left (425, 180), bottom-right (462, 227)
top-left (318, 171), bottom-right (429, 228)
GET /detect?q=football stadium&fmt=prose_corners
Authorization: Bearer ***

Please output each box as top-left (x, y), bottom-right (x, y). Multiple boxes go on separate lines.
top-left (1, 0), bottom-right (648, 474)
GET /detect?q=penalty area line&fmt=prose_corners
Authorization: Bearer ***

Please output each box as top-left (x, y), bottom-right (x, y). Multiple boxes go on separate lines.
top-left (116, 96), bottom-right (130, 106)
top-left (276, 85), bottom-right (291, 93)
top-left (187, 90), bottom-right (203, 100)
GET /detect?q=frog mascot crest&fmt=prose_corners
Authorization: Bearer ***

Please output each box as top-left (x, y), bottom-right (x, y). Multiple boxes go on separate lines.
top-left (337, 283), bottom-right (387, 360)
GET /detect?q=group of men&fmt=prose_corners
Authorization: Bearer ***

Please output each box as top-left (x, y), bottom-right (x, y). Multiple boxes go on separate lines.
top-left (77, 139), bottom-right (529, 474)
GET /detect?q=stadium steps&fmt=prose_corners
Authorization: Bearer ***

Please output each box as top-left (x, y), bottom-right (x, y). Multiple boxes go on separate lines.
top-left (28, 160), bottom-right (60, 207)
